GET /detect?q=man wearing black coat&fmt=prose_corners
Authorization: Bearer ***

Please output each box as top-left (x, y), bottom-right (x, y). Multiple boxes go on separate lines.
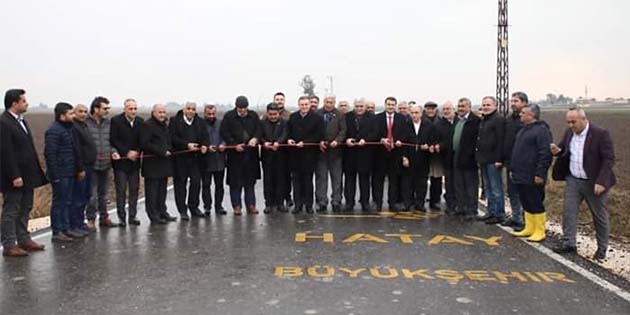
top-left (287, 96), bottom-right (325, 214)
top-left (501, 92), bottom-right (528, 230)
top-left (170, 102), bottom-right (209, 220)
top-left (432, 101), bottom-right (458, 213)
top-left (110, 99), bottom-right (144, 226)
top-left (201, 104), bottom-right (227, 216)
top-left (343, 99), bottom-right (376, 212)
top-left (220, 96), bottom-right (261, 215)
top-left (373, 96), bottom-right (413, 211)
top-left (260, 103), bottom-right (289, 214)
top-left (1, 89), bottom-right (48, 257)
top-left (475, 96), bottom-right (506, 224)
top-left (72, 104), bottom-right (97, 233)
top-left (449, 97), bottom-right (481, 220)
top-left (140, 104), bottom-right (177, 224)
top-left (403, 105), bottom-right (436, 212)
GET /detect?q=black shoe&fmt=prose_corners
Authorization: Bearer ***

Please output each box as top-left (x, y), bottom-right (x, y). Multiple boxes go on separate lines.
top-left (277, 205), bottom-right (288, 213)
top-left (180, 213), bottom-right (190, 221)
top-left (344, 204), bottom-right (355, 212)
top-left (292, 205), bottom-right (303, 214)
top-left (485, 217), bottom-right (504, 224)
top-left (552, 245), bottom-right (577, 254)
top-left (317, 205), bottom-right (327, 212)
top-left (305, 206), bottom-right (314, 214)
top-left (128, 218), bottom-right (141, 226)
top-left (332, 204), bottom-right (341, 212)
top-left (415, 206), bottom-right (427, 213)
top-left (463, 214), bottom-right (477, 221)
top-left (189, 208), bottom-right (203, 217)
top-left (118, 222), bottom-right (127, 227)
top-left (287, 200), bottom-right (295, 208)
top-left (215, 208), bottom-right (227, 215)
top-left (476, 213), bottom-right (493, 221)
top-left (263, 206), bottom-right (275, 214)
top-left (593, 248), bottom-right (607, 261)
top-left (152, 219), bottom-right (168, 225)
top-left (361, 204), bottom-right (371, 212)
top-left (512, 224), bottom-right (525, 232)
top-left (204, 211), bottom-right (211, 217)
top-left (162, 214), bottom-right (177, 222)
top-left (429, 203), bottom-right (440, 211)
top-left (375, 205), bottom-right (382, 212)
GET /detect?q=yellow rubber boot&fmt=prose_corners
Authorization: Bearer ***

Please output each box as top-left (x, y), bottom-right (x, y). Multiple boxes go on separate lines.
top-left (513, 211), bottom-right (534, 237)
top-left (527, 212), bottom-right (546, 242)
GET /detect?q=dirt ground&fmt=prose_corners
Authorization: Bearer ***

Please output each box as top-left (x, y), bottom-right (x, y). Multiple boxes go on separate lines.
top-left (542, 108), bottom-right (629, 241)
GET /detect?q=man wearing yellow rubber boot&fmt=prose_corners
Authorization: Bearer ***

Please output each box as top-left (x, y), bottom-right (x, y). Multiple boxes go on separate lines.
top-left (508, 104), bottom-right (553, 242)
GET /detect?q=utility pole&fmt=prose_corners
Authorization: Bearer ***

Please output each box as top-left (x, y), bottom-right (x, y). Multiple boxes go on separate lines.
top-left (496, 0), bottom-right (509, 115)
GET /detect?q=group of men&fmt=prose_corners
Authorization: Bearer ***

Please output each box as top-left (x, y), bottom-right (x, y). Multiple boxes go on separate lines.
top-left (0, 88), bottom-right (616, 261)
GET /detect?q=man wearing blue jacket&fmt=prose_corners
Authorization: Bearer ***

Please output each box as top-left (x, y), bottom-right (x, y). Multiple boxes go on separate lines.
top-left (510, 104), bottom-right (552, 242)
top-left (45, 103), bottom-right (86, 242)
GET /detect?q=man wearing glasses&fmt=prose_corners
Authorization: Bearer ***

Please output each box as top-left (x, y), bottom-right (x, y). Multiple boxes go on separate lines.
top-left (85, 96), bottom-right (118, 228)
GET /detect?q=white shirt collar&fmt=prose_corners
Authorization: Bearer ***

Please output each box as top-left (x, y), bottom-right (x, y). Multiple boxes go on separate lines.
top-left (575, 123), bottom-right (589, 137)
top-left (8, 109), bottom-right (22, 120)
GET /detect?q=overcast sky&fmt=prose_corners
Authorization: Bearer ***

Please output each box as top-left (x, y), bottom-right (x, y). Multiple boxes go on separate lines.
top-left (1, 0), bottom-right (628, 109)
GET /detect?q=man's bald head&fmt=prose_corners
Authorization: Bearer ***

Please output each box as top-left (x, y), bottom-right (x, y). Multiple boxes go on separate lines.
top-left (153, 103), bottom-right (167, 122)
top-left (566, 107), bottom-right (588, 134)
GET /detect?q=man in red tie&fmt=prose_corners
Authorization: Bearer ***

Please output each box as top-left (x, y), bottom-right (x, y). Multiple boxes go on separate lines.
top-left (372, 97), bottom-right (413, 212)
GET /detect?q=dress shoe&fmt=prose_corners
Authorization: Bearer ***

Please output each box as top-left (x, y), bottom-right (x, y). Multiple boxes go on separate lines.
top-left (18, 240), bottom-right (45, 251)
top-left (162, 213), bottom-right (177, 222)
top-left (190, 209), bottom-right (205, 218)
top-left (3, 247), bottom-right (28, 257)
top-left (305, 206), bottom-right (314, 214)
top-left (118, 222), bottom-right (127, 227)
top-left (485, 217), bottom-right (504, 224)
top-left (129, 219), bottom-right (141, 226)
top-left (233, 206), bottom-right (242, 216)
top-left (361, 204), bottom-right (371, 212)
top-left (593, 248), bottom-right (607, 261)
top-left (66, 229), bottom-right (88, 238)
top-left (553, 245), bottom-right (577, 254)
top-left (52, 233), bottom-right (74, 243)
top-left (429, 203), bottom-right (441, 211)
top-left (180, 213), bottom-right (190, 221)
top-left (204, 211), bottom-right (212, 217)
top-left (277, 205), bottom-right (288, 213)
top-left (344, 204), bottom-right (355, 212)
top-left (246, 205), bottom-right (259, 214)
top-left (87, 220), bottom-right (96, 230)
top-left (317, 205), bottom-right (327, 212)
top-left (215, 208), bottom-right (228, 215)
top-left (292, 205), bottom-right (303, 214)
top-left (99, 218), bottom-right (116, 227)
top-left (151, 218), bottom-right (168, 225)
top-left (476, 213), bottom-right (493, 221)
top-left (415, 206), bottom-right (427, 213)
top-left (332, 204), bottom-right (341, 212)
top-left (374, 205), bottom-right (383, 212)
top-left (263, 206), bottom-right (275, 214)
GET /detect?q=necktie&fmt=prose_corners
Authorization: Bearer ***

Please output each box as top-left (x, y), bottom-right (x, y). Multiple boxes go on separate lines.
top-left (18, 117), bottom-right (28, 134)
top-left (387, 114), bottom-right (393, 150)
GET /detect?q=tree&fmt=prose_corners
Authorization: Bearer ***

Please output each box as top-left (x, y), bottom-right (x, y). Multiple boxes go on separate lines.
top-left (299, 74), bottom-right (316, 96)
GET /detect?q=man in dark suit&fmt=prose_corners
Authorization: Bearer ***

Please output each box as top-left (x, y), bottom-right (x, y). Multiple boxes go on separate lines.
top-left (449, 97), bottom-right (481, 220)
top-left (201, 104), bottom-right (227, 216)
top-left (403, 105), bottom-right (436, 212)
top-left (220, 96), bottom-right (261, 215)
top-left (551, 108), bottom-right (616, 260)
top-left (372, 96), bottom-right (412, 211)
top-left (170, 102), bottom-right (209, 220)
top-left (1, 89), bottom-right (48, 257)
top-left (343, 98), bottom-right (376, 212)
top-left (110, 98), bottom-right (144, 226)
top-left (287, 96), bottom-right (325, 214)
top-left (140, 104), bottom-right (177, 224)
top-left (260, 103), bottom-right (289, 214)
top-left (433, 101), bottom-right (458, 213)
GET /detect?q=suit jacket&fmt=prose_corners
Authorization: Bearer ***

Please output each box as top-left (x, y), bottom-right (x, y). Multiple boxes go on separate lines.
top-left (343, 111), bottom-right (377, 173)
top-left (315, 108), bottom-right (346, 157)
top-left (139, 116), bottom-right (173, 179)
top-left (259, 118), bottom-right (288, 166)
top-left (552, 123), bottom-right (616, 190)
top-left (374, 111), bottom-right (413, 174)
top-left (110, 113), bottom-right (144, 172)
top-left (0, 111), bottom-right (47, 191)
top-left (287, 110), bottom-right (325, 173)
top-left (407, 119), bottom-right (436, 177)
top-left (449, 113), bottom-right (480, 170)
top-left (202, 118), bottom-right (226, 172)
top-left (169, 111), bottom-right (209, 177)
